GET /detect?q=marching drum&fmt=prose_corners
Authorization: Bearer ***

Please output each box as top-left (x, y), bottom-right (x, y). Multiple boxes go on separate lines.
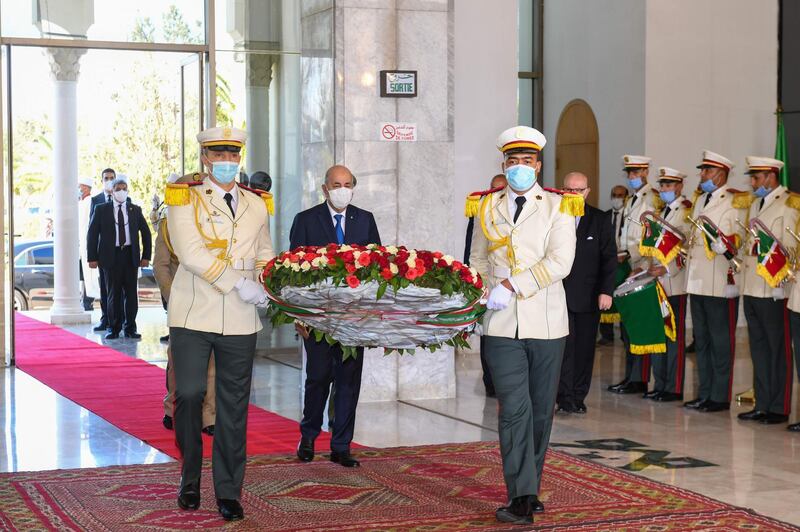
top-left (613, 274), bottom-right (674, 354)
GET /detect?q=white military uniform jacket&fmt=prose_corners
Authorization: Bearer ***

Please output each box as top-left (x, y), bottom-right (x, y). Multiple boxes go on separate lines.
top-left (469, 183), bottom-right (577, 340)
top-left (654, 196), bottom-right (692, 298)
top-left (685, 187), bottom-right (748, 298)
top-left (167, 179), bottom-right (275, 335)
top-left (622, 185), bottom-right (662, 270)
top-left (742, 186), bottom-right (800, 299)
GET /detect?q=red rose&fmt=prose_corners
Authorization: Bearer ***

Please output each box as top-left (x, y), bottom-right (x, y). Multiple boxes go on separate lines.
top-left (432, 251), bottom-right (443, 259)
top-left (451, 260), bottom-right (463, 271)
top-left (380, 268), bottom-right (393, 280)
top-left (405, 268), bottom-right (418, 280)
top-left (358, 253), bottom-right (372, 267)
top-left (475, 277), bottom-right (483, 289)
top-left (346, 275), bottom-right (360, 288)
top-left (345, 263), bottom-right (357, 274)
top-left (342, 251), bottom-right (355, 263)
top-left (288, 253), bottom-right (300, 263)
top-left (377, 255), bottom-right (390, 268)
top-left (398, 262), bottom-right (409, 275)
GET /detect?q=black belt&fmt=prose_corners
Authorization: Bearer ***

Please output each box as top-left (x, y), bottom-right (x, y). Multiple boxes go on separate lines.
top-left (116, 245), bottom-right (131, 251)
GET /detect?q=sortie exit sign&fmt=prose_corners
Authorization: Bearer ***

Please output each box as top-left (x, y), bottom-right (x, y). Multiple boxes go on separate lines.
top-left (380, 70), bottom-right (417, 98)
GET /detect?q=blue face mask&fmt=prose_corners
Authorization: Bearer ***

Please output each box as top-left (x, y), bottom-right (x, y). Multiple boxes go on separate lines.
top-left (505, 164), bottom-right (537, 192)
top-left (659, 190), bottom-right (676, 204)
top-left (211, 161), bottom-right (239, 184)
top-left (700, 179), bottom-right (718, 194)
top-left (628, 177), bottom-right (643, 190)
top-left (754, 185), bottom-right (772, 198)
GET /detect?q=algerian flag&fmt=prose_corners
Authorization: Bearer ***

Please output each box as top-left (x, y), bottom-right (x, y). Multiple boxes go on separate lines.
top-left (776, 110), bottom-right (789, 188)
top-left (639, 219), bottom-right (682, 266)
top-left (755, 229), bottom-right (789, 288)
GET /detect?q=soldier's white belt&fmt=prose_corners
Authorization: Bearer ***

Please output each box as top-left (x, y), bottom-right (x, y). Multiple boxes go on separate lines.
top-left (489, 266), bottom-right (515, 278)
top-left (228, 258), bottom-right (256, 271)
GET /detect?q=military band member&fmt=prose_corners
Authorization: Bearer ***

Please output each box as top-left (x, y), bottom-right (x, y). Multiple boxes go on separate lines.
top-left (470, 126), bottom-right (579, 525)
top-left (786, 225), bottom-right (800, 432)
top-left (684, 150), bottom-right (746, 413)
top-left (166, 126), bottom-right (275, 521)
top-left (645, 167), bottom-right (692, 401)
top-left (738, 156), bottom-right (798, 425)
top-left (608, 155), bottom-right (661, 394)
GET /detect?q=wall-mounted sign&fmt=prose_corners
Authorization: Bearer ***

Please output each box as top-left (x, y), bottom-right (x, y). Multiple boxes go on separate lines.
top-left (380, 70), bottom-right (417, 97)
top-left (379, 122), bottom-right (417, 142)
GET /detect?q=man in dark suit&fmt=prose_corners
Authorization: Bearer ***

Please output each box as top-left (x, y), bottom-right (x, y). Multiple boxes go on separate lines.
top-left (292, 165), bottom-right (381, 468)
top-left (557, 172), bottom-right (617, 414)
top-left (87, 177), bottom-right (152, 340)
top-left (464, 173), bottom-right (507, 398)
top-left (89, 168), bottom-right (118, 331)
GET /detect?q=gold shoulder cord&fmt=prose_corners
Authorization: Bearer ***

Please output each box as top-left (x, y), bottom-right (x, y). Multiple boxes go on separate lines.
top-left (478, 194), bottom-right (516, 266)
top-left (160, 218), bottom-right (175, 256)
top-left (190, 188), bottom-right (229, 259)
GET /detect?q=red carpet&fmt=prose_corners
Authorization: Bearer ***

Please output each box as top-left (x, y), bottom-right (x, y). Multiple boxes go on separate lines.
top-left (0, 442), bottom-right (796, 531)
top-left (13, 313), bottom-right (333, 459)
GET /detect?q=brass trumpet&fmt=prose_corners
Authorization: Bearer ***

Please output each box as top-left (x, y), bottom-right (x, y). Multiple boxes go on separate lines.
top-left (687, 215), bottom-right (742, 273)
top-left (639, 210), bottom-right (688, 265)
top-left (735, 219), bottom-right (758, 252)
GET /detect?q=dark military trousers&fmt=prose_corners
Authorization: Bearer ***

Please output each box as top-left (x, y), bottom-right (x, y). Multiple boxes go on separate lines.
top-left (652, 295), bottom-right (687, 394)
top-left (690, 295), bottom-right (738, 403)
top-left (171, 327), bottom-right (257, 500)
top-left (484, 335), bottom-right (565, 499)
top-left (622, 324), bottom-right (650, 384)
top-left (790, 311), bottom-right (800, 383)
top-left (743, 297), bottom-right (793, 416)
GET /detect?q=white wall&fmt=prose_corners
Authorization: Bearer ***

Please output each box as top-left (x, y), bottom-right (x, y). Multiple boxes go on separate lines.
top-left (645, 0), bottom-right (778, 194)
top-left (543, 0), bottom-right (647, 209)
top-left (453, 0), bottom-right (518, 258)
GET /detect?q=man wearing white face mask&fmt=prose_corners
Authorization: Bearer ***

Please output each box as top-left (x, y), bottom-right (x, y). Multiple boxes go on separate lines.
top-left (87, 177), bottom-right (152, 340)
top-left (469, 126), bottom-right (580, 525)
top-left (89, 167), bottom-right (119, 332)
top-left (291, 165), bottom-right (381, 469)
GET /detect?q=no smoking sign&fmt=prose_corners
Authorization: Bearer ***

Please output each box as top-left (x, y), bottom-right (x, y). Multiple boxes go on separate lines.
top-left (379, 122), bottom-right (417, 142)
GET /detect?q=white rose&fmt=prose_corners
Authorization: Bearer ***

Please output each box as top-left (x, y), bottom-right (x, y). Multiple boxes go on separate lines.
top-left (386, 245), bottom-right (399, 254)
top-left (297, 251), bottom-right (306, 257)
top-left (406, 257), bottom-right (417, 268)
top-left (291, 263), bottom-right (301, 272)
top-left (442, 255), bottom-right (454, 266)
top-left (340, 245), bottom-right (353, 252)
top-left (282, 258), bottom-right (292, 268)
top-left (300, 261), bottom-right (311, 271)
top-left (319, 248), bottom-right (328, 255)
top-left (389, 263), bottom-right (399, 275)
top-left (469, 267), bottom-right (478, 278)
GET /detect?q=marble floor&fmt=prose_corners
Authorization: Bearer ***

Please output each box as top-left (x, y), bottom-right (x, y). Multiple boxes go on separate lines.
top-left (3, 308), bottom-right (800, 525)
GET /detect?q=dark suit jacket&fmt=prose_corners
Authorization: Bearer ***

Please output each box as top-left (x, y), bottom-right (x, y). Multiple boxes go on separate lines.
top-left (87, 201), bottom-right (152, 269)
top-left (90, 191), bottom-right (130, 219)
top-left (563, 204), bottom-right (617, 313)
top-left (289, 202), bottom-right (381, 249)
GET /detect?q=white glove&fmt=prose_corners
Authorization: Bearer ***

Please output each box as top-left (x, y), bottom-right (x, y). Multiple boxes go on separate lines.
top-left (486, 283), bottom-right (514, 310)
top-left (235, 277), bottom-right (267, 306)
top-left (773, 286), bottom-right (786, 300)
top-left (151, 193), bottom-right (160, 212)
top-left (711, 240), bottom-right (728, 255)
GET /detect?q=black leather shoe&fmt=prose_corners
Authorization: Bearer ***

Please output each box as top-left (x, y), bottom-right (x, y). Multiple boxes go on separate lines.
top-left (496, 495), bottom-right (533, 524)
top-left (683, 398), bottom-right (708, 409)
top-left (613, 381), bottom-right (647, 394)
top-left (93, 322), bottom-right (108, 332)
top-left (654, 392), bottom-right (683, 402)
top-left (104, 332), bottom-right (120, 340)
top-left (531, 495), bottom-right (545, 513)
top-left (485, 388), bottom-right (496, 398)
top-left (787, 422), bottom-right (800, 432)
top-left (686, 341), bottom-right (696, 353)
top-left (607, 379), bottom-right (629, 392)
top-left (217, 498), bottom-right (244, 521)
top-left (575, 402), bottom-right (587, 414)
top-left (330, 450), bottom-right (360, 467)
top-left (597, 337), bottom-right (613, 346)
top-left (163, 415), bottom-right (173, 430)
top-left (556, 403), bottom-right (576, 414)
top-left (297, 437), bottom-right (314, 462)
top-left (202, 425), bottom-right (215, 436)
top-left (124, 331), bottom-right (142, 339)
top-left (177, 484), bottom-right (200, 511)
top-left (737, 409), bottom-right (767, 421)
top-left (643, 389), bottom-right (661, 400)
top-left (699, 400), bottom-right (730, 413)
top-left (760, 413), bottom-right (789, 425)
top-left (160, 334), bottom-right (170, 343)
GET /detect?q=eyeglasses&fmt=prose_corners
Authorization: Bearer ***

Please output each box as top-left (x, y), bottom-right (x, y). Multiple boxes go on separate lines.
top-left (563, 187), bottom-right (587, 193)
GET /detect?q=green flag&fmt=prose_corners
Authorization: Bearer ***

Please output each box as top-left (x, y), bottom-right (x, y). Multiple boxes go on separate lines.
top-left (776, 111), bottom-right (789, 187)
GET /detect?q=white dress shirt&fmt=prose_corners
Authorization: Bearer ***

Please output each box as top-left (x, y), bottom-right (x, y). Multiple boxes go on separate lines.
top-left (209, 179), bottom-right (239, 215)
top-left (327, 202), bottom-right (348, 233)
top-left (507, 186), bottom-right (538, 223)
top-left (113, 200), bottom-right (131, 247)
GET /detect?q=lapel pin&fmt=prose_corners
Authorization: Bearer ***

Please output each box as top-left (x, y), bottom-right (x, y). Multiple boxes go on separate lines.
top-left (536, 195), bottom-right (542, 200)
top-left (206, 189), bottom-right (212, 195)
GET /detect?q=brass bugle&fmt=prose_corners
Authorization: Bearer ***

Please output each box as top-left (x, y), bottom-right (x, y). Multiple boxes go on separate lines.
top-left (736, 219), bottom-right (758, 239)
top-left (625, 216), bottom-right (642, 226)
top-left (786, 226), bottom-right (800, 244)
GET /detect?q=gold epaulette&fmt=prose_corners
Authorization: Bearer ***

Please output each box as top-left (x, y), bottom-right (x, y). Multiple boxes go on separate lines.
top-left (787, 192), bottom-right (800, 211)
top-left (543, 187), bottom-right (585, 216)
top-left (165, 181), bottom-right (203, 206)
top-left (465, 185), bottom-right (505, 217)
top-left (237, 183), bottom-right (274, 215)
top-left (731, 190), bottom-right (755, 209)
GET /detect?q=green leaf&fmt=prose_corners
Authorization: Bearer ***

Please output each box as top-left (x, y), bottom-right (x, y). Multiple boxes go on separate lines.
top-left (313, 329), bottom-right (324, 342)
top-left (376, 282), bottom-right (388, 300)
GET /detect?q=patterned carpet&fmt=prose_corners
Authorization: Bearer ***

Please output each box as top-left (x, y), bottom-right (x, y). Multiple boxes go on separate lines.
top-left (0, 442), bottom-right (796, 531)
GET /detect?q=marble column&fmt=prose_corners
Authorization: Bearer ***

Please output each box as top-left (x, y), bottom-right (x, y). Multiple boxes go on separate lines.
top-left (47, 48), bottom-right (91, 325)
top-left (301, 0), bottom-right (456, 401)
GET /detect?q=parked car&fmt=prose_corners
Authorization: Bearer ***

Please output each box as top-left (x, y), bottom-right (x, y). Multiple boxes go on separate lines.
top-left (13, 240), bottom-right (161, 310)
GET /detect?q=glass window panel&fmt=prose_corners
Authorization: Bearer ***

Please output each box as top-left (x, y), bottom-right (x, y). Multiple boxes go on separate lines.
top-left (215, 0), bottom-right (301, 54)
top-left (518, 0), bottom-right (533, 72)
top-left (32, 246), bottom-right (53, 265)
top-left (1, 0), bottom-right (205, 45)
top-left (518, 78), bottom-right (533, 127)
